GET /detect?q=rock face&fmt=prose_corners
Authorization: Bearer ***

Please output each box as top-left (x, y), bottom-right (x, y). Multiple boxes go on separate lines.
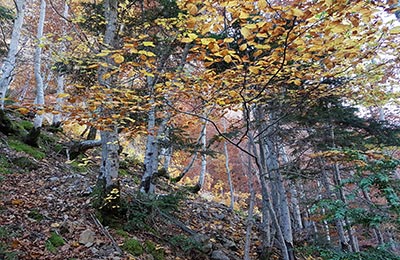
top-left (79, 229), bottom-right (96, 247)
top-left (210, 250), bottom-right (230, 260)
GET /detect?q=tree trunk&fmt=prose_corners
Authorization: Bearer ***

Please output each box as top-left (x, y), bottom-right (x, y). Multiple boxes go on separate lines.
top-left (196, 116), bottom-right (207, 191)
top-left (332, 163), bottom-right (359, 252)
top-left (223, 122), bottom-right (234, 210)
top-left (96, 0), bottom-right (120, 204)
top-left (52, 2), bottom-right (69, 127)
top-left (25, 0), bottom-right (46, 147)
top-left (259, 108), bottom-right (295, 260)
top-left (319, 158), bottom-right (350, 251)
top-left (0, 0), bottom-right (26, 109)
top-left (98, 128), bottom-right (120, 203)
top-left (244, 153), bottom-right (256, 260)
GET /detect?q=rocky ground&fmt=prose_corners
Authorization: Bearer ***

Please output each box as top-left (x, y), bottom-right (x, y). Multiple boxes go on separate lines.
top-left (0, 128), bottom-right (262, 260)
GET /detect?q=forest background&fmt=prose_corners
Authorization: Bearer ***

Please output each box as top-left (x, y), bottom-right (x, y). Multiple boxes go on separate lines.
top-left (0, 0), bottom-right (400, 259)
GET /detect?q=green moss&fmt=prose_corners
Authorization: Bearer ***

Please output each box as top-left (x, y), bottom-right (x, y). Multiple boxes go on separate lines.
top-left (19, 120), bottom-right (33, 131)
top-left (115, 229), bottom-right (129, 238)
top-left (12, 157), bottom-right (38, 171)
top-left (0, 154), bottom-right (12, 174)
top-left (27, 209), bottom-right (44, 221)
top-left (46, 232), bottom-right (65, 253)
top-left (69, 161), bottom-right (87, 173)
top-left (119, 169), bottom-right (129, 176)
top-left (122, 238), bottom-right (143, 256)
top-left (8, 139), bottom-right (45, 160)
top-left (145, 240), bottom-right (165, 260)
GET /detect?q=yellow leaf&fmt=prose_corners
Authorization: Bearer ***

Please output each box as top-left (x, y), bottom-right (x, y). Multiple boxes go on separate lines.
top-left (240, 27), bottom-right (252, 40)
top-left (239, 11), bottom-right (249, 20)
top-left (188, 33), bottom-right (198, 40)
top-left (239, 43), bottom-right (248, 51)
top-left (249, 66), bottom-right (259, 74)
top-left (292, 8), bottom-right (304, 17)
top-left (389, 26), bottom-right (400, 34)
top-left (293, 79), bottom-right (301, 86)
top-left (111, 53), bottom-right (124, 64)
top-left (258, 0), bottom-right (267, 9)
top-left (253, 49), bottom-right (263, 57)
top-left (187, 3), bottom-right (198, 15)
top-left (181, 37), bottom-right (194, 43)
top-left (96, 50), bottom-right (111, 57)
top-left (143, 41), bottom-right (155, 47)
top-left (16, 107), bottom-right (29, 115)
top-left (224, 38), bottom-right (235, 43)
top-left (201, 38), bottom-right (215, 45)
top-left (224, 55), bottom-right (232, 63)
top-left (57, 93), bottom-right (70, 98)
top-left (102, 73), bottom-right (111, 80)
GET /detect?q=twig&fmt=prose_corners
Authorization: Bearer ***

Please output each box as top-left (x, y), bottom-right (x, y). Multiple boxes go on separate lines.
top-left (90, 212), bottom-right (124, 256)
top-left (159, 211), bottom-right (197, 236)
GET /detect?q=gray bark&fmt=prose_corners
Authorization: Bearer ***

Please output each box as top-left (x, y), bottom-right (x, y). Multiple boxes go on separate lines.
top-left (197, 116), bottom-right (207, 190)
top-left (258, 107), bottom-right (295, 259)
top-left (97, 0), bottom-right (120, 193)
top-left (53, 2), bottom-right (69, 127)
top-left (243, 148), bottom-right (255, 260)
top-left (0, 0), bottom-right (26, 109)
top-left (99, 129), bottom-right (119, 190)
top-left (223, 119), bottom-right (234, 210)
top-left (319, 158), bottom-right (350, 251)
top-left (33, 0), bottom-right (46, 129)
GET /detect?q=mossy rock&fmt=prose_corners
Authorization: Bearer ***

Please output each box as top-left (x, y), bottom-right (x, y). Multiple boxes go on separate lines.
top-left (8, 139), bottom-right (45, 160)
top-left (0, 111), bottom-right (27, 139)
top-left (122, 238), bottom-right (144, 256)
top-left (12, 157), bottom-right (39, 171)
top-left (0, 154), bottom-right (12, 174)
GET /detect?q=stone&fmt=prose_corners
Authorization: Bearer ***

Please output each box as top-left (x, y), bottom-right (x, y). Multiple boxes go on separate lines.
top-left (79, 229), bottom-right (96, 247)
top-left (211, 250), bottom-right (230, 260)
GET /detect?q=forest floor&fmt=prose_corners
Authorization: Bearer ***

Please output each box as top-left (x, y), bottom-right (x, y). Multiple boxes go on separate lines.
top-left (0, 118), bottom-right (263, 260)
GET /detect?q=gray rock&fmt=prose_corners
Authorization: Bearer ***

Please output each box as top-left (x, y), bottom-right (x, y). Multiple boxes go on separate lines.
top-left (211, 250), bottom-right (230, 260)
top-left (193, 233), bottom-right (213, 253)
top-left (79, 229), bottom-right (96, 247)
top-left (222, 238), bottom-right (237, 251)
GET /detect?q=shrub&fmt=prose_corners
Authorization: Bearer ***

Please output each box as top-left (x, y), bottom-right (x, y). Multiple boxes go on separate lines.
top-left (122, 238), bottom-right (143, 256)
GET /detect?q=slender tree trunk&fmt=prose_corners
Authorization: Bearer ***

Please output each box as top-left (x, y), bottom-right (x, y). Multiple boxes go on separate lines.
top-left (0, 0), bottom-right (26, 109)
top-left (33, 0), bottom-right (46, 129)
top-left (281, 146), bottom-right (303, 231)
top-left (260, 108), bottom-right (295, 259)
top-left (361, 189), bottom-right (385, 246)
top-left (243, 150), bottom-right (256, 260)
top-left (223, 120), bottom-right (234, 210)
top-left (53, 2), bottom-right (69, 127)
top-left (96, 0), bottom-right (120, 204)
top-left (247, 125), bottom-right (289, 260)
top-left (332, 163), bottom-right (359, 252)
top-left (140, 89), bottom-right (158, 193)
top-left (197, 116), bottom-right (207, 190)
top-left (319, 158), bottom-right (350, 251)
top-left (25, 0), bottom-right (45, 147)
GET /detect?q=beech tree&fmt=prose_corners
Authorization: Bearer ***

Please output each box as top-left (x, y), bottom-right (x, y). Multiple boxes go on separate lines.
top-left (0, 0), bottom-right (25, 109)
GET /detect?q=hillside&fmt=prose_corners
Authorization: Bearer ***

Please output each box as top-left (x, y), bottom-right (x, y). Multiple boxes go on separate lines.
top-left (0, 115), bottom-right (262, 260)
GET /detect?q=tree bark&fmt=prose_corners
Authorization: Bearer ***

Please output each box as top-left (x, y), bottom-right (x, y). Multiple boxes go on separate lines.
top-left (96, 0), bottom-right (120, 202)
top-left (52, 1), bottom-right (69, 127)
top-left (197, 116), bottom-right (207, 191)
top-left (0, 0), bottom-right (26, 109)
top-left (223, 119), bottom-right (234, 210)
top-left (25, 0), bottom-right (46, 147)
